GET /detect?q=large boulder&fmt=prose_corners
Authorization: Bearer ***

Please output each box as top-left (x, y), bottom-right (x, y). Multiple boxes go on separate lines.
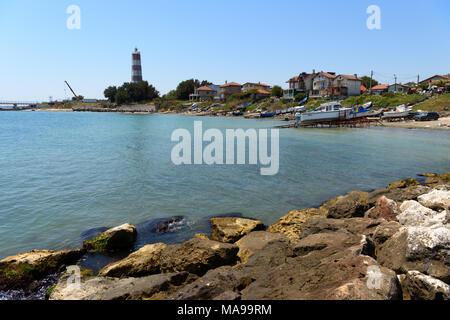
top-left (267, 208), bottom-right (327, 242)
top-left (0, 248), bottom-right (86, 282)
top-left (388, 179), bottom-right (419, 190)
top-left (210, 217), bottom-right (265, 243)
top-left (418, 190), bottom-right (450, 211)
top-left (159, 238), bottom-right (239, 276)
top-left (83, 223), bottom-right (137, 253)
top-left (239, 236), bottom-right (400, 300)
top-left (98, 243), bottom-right (167, 278)
top-left (372, 221), bottom-right (401, 257)
top-left (320, 191), bottom-right (370, 219)
top-left (365, 196), bottom-right (399, 222)
top-left (376, 226), bottom-right (450, 283)
top-left (235, 231), bottom-right (288, 264)
top-left (398, 200), bottom-right (446, 227)
top-left (50, 272), bottom-right (191, 300)
top-left (402, 271), bottom-right (450, 300)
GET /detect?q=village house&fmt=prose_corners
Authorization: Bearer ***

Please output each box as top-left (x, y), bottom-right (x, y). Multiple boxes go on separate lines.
top-left (311, 72), bottom-right (337, 97)
top-left (388, 83), bottom-right (410, 94)
top-left (371, 84), bottom-right (389, 95)
top-left (421, 74), bottom-right (450, 83)
top-left (189, 85), bottom-right (220, 101)
top-left (283, 70), bottom-right (316, 101)
top-left (329, 74), bottom-right (362, 97)
top-left (242, 82), bottom-right (271, 92)
top-left (219, 81), bottom-right (242, 100)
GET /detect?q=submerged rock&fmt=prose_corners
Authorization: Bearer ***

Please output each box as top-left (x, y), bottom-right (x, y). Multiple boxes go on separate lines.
top-left (151, 216), bottom-right (185, 234)
top-left (210, 217), bottom-right (265, 243)
top-left (50, 272), bottom-right (191, 300)
top-left (83, 223), bottom-right (137, 253)
top-left (98, 243), bottom-right (167, 278)
top-left (267, 208), bottom-right (327, 242)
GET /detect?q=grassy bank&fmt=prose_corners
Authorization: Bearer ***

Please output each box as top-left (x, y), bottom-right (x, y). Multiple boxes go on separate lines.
top-left (412, 93), bottom-right (450, 112)
top-left (341, 93), bottom-right (427, 109)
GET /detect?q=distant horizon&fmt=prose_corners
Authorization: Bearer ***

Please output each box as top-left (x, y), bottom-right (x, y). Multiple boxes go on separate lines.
top-left (1, 0), bottom-right (449, 101)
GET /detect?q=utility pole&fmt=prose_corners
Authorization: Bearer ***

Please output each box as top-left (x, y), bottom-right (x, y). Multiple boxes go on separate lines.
top-left (369, 70), bottom-right (373, 95)
top-left (394, 74), bottom-right (397, 93)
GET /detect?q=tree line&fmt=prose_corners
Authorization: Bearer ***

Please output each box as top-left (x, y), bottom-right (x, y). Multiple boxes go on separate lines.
top-left (104, 81), bottom-right (160, 104)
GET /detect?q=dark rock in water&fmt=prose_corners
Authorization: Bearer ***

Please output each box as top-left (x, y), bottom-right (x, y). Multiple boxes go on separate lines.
top-left (151, 216), bottom-right (185, 234)
top-left (0, 273), bottom-right (59, 301)
top-left (83, 223), bottom-right (137, 253)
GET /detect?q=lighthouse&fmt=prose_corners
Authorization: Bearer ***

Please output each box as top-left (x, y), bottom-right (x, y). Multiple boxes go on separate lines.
top-left (131, 48), bottom-right (143, 83)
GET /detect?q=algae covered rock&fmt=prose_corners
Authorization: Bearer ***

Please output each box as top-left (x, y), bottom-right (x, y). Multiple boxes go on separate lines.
top-left (267, 208), bottom-right (327, 242)
top-left (0, 248), bottom-right (85, 282)
top-left (83, 223), bottom-right (137, 253)
top-left (210, 217), bottom-right (265, 243)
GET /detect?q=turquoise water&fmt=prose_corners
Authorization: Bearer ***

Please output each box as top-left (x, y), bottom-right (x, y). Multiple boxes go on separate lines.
top-left (0, 111), bottom-right (449, 259)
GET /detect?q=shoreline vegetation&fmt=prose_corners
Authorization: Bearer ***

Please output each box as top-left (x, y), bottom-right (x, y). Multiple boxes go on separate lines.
top-left (1, 172), bottom-right (449, 300)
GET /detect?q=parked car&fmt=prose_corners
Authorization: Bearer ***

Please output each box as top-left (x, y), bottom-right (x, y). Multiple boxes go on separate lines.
top-left (414, 112), bottom-right (440, 121)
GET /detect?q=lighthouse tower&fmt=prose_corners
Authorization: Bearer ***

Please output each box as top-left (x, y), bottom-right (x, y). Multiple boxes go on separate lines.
top-left (131, 48), bottom-right (143, 83)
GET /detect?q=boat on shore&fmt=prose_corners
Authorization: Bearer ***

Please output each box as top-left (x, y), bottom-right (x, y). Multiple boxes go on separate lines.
top-left (299, 102), bottom-right (351, 123)
top-left (260, 112), bottom-right (276, 118)
top-left (382, 105), bottom-right (412, 119)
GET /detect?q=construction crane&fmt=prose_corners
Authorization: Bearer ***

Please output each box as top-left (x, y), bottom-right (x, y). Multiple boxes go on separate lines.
top-left (64, 81), bottom-right (82, 101)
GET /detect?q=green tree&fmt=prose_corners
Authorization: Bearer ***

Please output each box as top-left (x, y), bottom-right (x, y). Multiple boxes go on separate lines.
top-left (175, 79), bottom-right (212, 100)
top-left (110, 81), bottom-right (159, 105)
top-left (294, 92), bottom-right (307, 102)
top-left (271, 85), bottom-right (283, 98)
top-left (104, 86), bottom-right (117, 102)
top-left (360, 76), bottom-right (379, 89)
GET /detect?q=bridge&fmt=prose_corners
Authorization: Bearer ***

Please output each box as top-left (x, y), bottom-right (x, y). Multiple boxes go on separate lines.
top-left (0, 101), bottom-right (42, 109)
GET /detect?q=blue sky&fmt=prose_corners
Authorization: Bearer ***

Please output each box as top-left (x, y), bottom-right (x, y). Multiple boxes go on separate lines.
top-left (0, 0), bottom-right (449, 101)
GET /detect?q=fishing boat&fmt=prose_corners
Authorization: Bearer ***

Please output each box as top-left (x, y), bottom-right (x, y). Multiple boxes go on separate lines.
top-left (299, 102), bottom-right (351, 123)
top-left (382, 105), bottom-right (412, 119)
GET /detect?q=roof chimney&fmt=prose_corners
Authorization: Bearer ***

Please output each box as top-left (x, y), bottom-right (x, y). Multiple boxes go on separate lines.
top-left (312, 69), bottom-right (316, 74)
top-left (354, 74), bottom-right (358, 79)
top-left (225, 80), bottom-right (228, 84)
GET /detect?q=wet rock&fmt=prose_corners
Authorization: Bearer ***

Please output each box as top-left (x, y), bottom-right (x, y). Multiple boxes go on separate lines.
top-left (320, 191), bottom-right (370, 219)
top-left (210, 217), bottom-right (265, 243)
top-left (0, 248), bottom-right (86, 283)
top-left (166, 267), bottom-right (240, 300)
top-left (50, 272), bottom-right (190, 300)
top-left (377, 226), bottom-right (450, 283)
top-left (151, 216), bottom-right (185, 233)
top-left (159, 238), bottom-right (239, 276)
top-left (267, 208), bottom-right (327, 242)
top-left (365, 196), bottom-right (399, 222)
top-left (98, 243), bottom-right (167, 278)
top-left (403, 271), bottom-right (450, 300)
top-left (398, 200), bottom-right (446, 227)
top-left (235, 231), bottom-right (288, 264)
top-left (418, 190), bottom-right (450, 211)
top-left (83, 223), bottom-right (137, 253)
top-left (425, 172), bottom-right (450, 188)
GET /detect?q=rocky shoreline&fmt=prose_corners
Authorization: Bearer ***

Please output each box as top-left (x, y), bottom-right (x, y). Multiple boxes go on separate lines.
top-left (1, 172), bottom-right (449, 300)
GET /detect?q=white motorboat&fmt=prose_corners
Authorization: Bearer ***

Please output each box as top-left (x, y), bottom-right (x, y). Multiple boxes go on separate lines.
top-left (382, 105), bottom-right (412, 119)
top-left (299, 102), bottom-right (351, 123)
